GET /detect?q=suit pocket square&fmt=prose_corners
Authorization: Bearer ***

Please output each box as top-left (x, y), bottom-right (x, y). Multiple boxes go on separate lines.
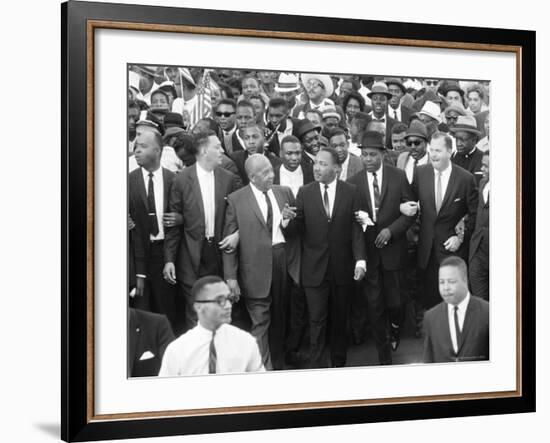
top-left (453, 198), bottom-right (461, 202)
top-left (139, 351), bottom-right (155, 361)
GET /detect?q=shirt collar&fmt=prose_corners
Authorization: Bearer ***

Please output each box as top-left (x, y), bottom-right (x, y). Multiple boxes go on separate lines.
top-left (196, 162), bottom-right (213, 177)
top-left (282, 164), bottom-right (302, 175)
top-left (435, 162), bottom-right (452, 177)
top-left (141, 165), bottom-right (161, 179)
top-left (250, 182), bottom-right (270, 197)
top-left (448, 292), bottom-right (471, 313)
top-left (367, 163), bottom-right (383, 177)
top-left (321, 177), bottom-right (337, 190)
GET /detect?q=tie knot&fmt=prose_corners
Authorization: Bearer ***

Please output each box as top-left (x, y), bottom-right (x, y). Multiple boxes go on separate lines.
top-left (263, 191), bottom-right (269, 197)
top-left (372, 171), bottom-right (377, 177)
top-left (454, 305), bottom-right (459, 313)
top-left (324, 184), bottom-right (329, 190)
top-left (148, 172), bottom-right (154, 178)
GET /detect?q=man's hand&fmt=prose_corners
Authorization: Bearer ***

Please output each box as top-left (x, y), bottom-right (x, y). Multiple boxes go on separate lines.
top-left (400, 201), bottom-right (418, 217)
top-left (355, 210), bottom-right (374, 229)
top-left (443, 235), bottom-right (462, 252)
top-left (163, 212), bottom-right (182, 228)
top-left (219, 231), bottom-right (239, 253)
top-left (135, 276), bottom-right (145, 297)
top-left (375, 228), bottom-right (392, 248)
top-left (227, 279), bottom-right (241, 302)
top-left (282, 203), bottom-right (297, 220)
top-left (128, 214), bottom-right (135, 230)
top-left (163, 262), bottom-right (177, 284)
top-left (354, 265), bottom-right (366, 281)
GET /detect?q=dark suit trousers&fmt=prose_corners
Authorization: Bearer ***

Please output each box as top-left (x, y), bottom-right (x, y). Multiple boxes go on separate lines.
top-left (470, 242), bottom-right (489, 301)
top-left (286, 280), bottom-right (308, 353)
top-left (178, 239), bottom-right (222, 334)
top-left (132, 241), bottom-right (177, 331)
top-left (305, 276), bottom-right (351, 368)
top-left (244, 244), bottom-right (288, 370)
top-left (421, 247), bottom-right (442, 310)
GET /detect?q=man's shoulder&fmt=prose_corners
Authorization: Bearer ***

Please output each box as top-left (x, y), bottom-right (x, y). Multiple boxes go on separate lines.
top-left (424, 301), bottom-right (447, 321)
top-left (222, 324), bottom-right (257, 343)
top-left (469, 295), bottom-right (490, 312)
top-left (130, 308), bottom-right (170, 329)
top-left (228, 184), bottom-right (251, 201)
top-left (452, 163), bottom-right (476, 181)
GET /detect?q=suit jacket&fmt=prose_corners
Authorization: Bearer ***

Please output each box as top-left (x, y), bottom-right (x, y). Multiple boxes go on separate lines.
top-left (128, 308), bottom-right (175, 377)
top-left (366, 113), bottom-right (398, 149)
top-left (343, 153), bottom-right (364, 180)
top-left (129, 167), bottom-right (175, 276)
top-left (223, 185), bottom-right (299, 298)
top-left (273, 161), bottom-right (314, 188)
top-left (469, 178), bottom-right (489, 263)
top-left (290, 180), bottom-right (366, 287)
top-left (164, 164), bottom-right (240, 284)
top-left (265, 117), bottom-right (301, 156)
top-left (422, 296), bottom-right (489, 363)
top-left (387, 105), bottom-right (414, 125)
top-left (452, 148), bottom-right (485, 187)
top-left (412, 164), bottom-right (478, 269)
top-left (230, 131), bottom-right (245, 153)
top-left (230, 150), bottom-right (282, 186)
top-left (348, 166), bottom-right (415, 270)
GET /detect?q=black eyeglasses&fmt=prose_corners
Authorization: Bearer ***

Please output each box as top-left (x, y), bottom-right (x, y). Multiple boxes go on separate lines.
top-left (215, 111), bottom-right (235, 117)
top-left (195, 295), bottom-right (237, 307)
top-left (425, 80), bottom-right (439, 86)
top-left (406, 139), bottom-right (424, 147)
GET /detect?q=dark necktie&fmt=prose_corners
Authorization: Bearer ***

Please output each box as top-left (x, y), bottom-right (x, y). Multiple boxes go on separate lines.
top-left (413, 158), bottom-right (418, 169)
top-left (147, 172), bottom-right (159, 236)
top-left (453, 306), bottom-right (462, 352)
top-left (263, 191), bottom-right (273, 236)
top-left (392, 108), bottom-right (397, 120)
top-left (323, 184), bottom-right (331, 221)
top-left (208, 330), bottom-right (217, 374)
top-left (372, 171), bottom-right (381, 220)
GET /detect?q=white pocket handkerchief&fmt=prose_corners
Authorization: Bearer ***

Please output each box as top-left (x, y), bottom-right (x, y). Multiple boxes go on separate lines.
top-left (140, 351), bottom-right (155, 361)
top-left (453, 198), bottom-right (461, 202)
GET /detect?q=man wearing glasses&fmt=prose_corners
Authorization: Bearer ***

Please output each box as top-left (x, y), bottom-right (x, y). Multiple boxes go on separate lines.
top-left (214, 99), bottom-right (237, 154)
top-left (159, 276), bottom-right (264, 376)
top-left (396, 120), bottom-right (430, 184)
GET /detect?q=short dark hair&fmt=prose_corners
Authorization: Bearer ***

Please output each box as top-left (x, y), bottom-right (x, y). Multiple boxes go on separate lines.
top-left (439, 256), bottom-right (468, 281)
top-left (280, 135), bottom-right (301, 151)
top-left (226, 77), bottom-right (242, 93)
top-left (391, 122), bottom-right (408, 135)
top-left (342, 91), bottom-right (365, 113)
top-left (242, 121), bottom-right (265, 136)
top-left (192, 129), bottom-right (217, 156)
top-left (319, 146), bottom-right (340, 165)
top-left (268, 97), bottom-right (288, 110)
top-left (216, 98), bottom-right (237, 111)
top-left (237, 99), bottom-right (255, 113)
top-left (192, 275), bottom-right (225, 302)
top-left (328, 128), bottom-right (347, 142)
top-left (430, 131), bottom-right (453, 151)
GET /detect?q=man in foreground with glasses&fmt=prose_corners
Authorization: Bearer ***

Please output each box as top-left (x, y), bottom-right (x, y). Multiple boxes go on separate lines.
top-left (159, 275), bottom-right (264, 376)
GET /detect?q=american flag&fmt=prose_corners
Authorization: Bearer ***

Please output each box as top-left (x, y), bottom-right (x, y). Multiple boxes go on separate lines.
top-left (189, 69), bottom-right (212, 127)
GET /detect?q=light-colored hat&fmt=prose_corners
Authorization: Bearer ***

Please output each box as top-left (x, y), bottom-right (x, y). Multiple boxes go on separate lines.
top-left (274, 73), bottom-right (300, 92)
top-left (403, 78), bottom-right (422, 91)
top-left (417, 101), bottom-right (442, 124)
top-left (449, 115), bottom-right (481, 136)
top-left (321, 106), bottom-right (341, 121)
top-left (300, 73), bottom-right (334, 97)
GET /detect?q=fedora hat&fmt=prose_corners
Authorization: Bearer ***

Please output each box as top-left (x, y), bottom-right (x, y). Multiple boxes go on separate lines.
top-left (361, 131), bottom-right (386, 150)
top-left (274, 73), bottom-right (301, 92)
top-left (405, 120), bottom-right (428, 140)
top-left (449, 115), bottom-right (481, 136)
top-left (321, 106), bottom-right (341, 121)
top-left (417, 101), bottom-right (442, 124)
top-left (300, 73), bottom-right (334, 97)
top-left (385, 78), bottom-right (406, 94)
top-left (444, 104), bottom-right (467, 117)
top-left (294, 119), bottom-right (320, 140)
top-left (439, 80), bottom-right (464, 97)
top-left (367, 82), bottom-right (393, 99)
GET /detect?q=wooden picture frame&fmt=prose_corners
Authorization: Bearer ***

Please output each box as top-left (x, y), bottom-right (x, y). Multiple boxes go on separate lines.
top-left (61, 1), bottom-right (535, 441)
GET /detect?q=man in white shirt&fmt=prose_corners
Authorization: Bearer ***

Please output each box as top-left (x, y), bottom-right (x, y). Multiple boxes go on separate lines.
top-left (159, 276), bottom-right (265, 376)
top-left (328, 128), bottom-right (364, 181)
top-left (422, 256), bottom-right (489, 363)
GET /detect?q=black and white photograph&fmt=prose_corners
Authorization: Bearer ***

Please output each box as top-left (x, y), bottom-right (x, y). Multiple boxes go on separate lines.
top-left (127, 64), bottom-right (491, 377)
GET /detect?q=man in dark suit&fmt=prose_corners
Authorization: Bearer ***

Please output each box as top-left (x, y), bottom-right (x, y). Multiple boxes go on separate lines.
top-left (294, 119), bottom-right (322, 166)
top-left (366, 82), bottom-right (398, 149)
top-left (469, 150), bottom-right (490, 300)
top-left (223, 154), bottom-right (299, 370)
top-left (128, 308), bottom-right (175, 377)
top-left (264, 97), bottom-right (301, 156)
top-left (289, 147), bottom-right (366, 368)
top-left (230, 123), bottom-right (281, 186)
top-left (402, 132), bottom-right (478, 311)
top-left (328, 128), bottom-right (364, 181)
top-left (163, 130), bottom-right (240, 334)
top-left (348, 131), bottom-right (416, 362)
top-left (450, 115), bottom-right (485, 186)
top-left (128, 114), bottom-right (178, 330)
top-left (228, 99), bottom-right (256, 153)
top-left (385, 78), bottom-right (415, 125)
top-left (423, 256), bottom-right (489, 363)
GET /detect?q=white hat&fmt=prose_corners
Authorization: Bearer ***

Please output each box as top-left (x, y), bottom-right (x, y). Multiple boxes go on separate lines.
top-left (274, 73), bottom-right (300, 92)
top-left (418, 101), bottom-right (442, 124)
top-left (403, 78), bottom-right (422, 91)
top-left (300, 73), bottom-right (334, 97)
top-left (321, 106), bottom-right (341, 121)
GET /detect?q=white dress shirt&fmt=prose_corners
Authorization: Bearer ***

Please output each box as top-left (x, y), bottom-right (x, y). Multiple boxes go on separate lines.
top-left (348, 141), bottom-right (362, 157)
top-left (405, 153), bottom-right (429, 184)
top-left (129, 146), bottom-right (183, 173)
top-left (141, 166), bottom-right (165, 241)
top-left (368, 111), bottom-right (387, 123)
top-left (159, 323), bottom-right (265, 376)
top-left (223, 125), bottom-right (236, 139)
top-left (366, 164), bottom-right (384, 222)
top-left (250, 184), bottom-right (286, 245)
top-left (447, 292), bottom-right (471, 354)
top-left (339, 154), bottom-right (351, 181)
top-left (483, 181), bottom-right (490, 205)
top-left (196, 163), bottom-right (216, 238)
top-left (388, 105), bottom-right (401, 121)
top-left (434, 163), bottom-right (453, 208)
top-left (279, 165), bottom-right (304, 197)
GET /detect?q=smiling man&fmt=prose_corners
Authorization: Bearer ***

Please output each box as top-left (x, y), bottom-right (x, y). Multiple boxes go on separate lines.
top-left (367, 82), bottom-right (398, 149)
top-left (159, 276), bottom-right (264, 375)
top-left (422, 256), bottom-right (489, 363)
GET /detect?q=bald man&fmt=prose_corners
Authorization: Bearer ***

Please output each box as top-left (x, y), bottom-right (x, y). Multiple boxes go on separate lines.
top-left (222, 154), bottom-right (298, 370)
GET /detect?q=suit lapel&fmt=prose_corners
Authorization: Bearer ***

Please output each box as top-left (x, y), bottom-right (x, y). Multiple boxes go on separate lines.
top-left (359, 171), bottom-right (374, 217)
top-left (425, 166), bottom-right (436, 215)
top-left (439, 166), bottom-right (458, 214)
top-left (441, 305), bottom-right (455, 355)
top-left (312, 182), bottom-right (327, 218)
top-left (189, 165), bottom-right (205, 224)
top-left (332, 180), bottom-right (343, 219)
top-left (134, 169), bottom-right (149, 212)
top-left (213, 169), bottom-right (226, 232)
top-left (457, 297), bottom-right (478, 355)
top-left (379, 165), bottom-right (390, 206)
top-left (162, 168), bottom-right (172, 212)
top-left (246, 185), bottom-right (267, 229)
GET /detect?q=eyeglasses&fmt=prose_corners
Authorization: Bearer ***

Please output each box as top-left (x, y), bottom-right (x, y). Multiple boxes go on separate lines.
top-left (406, 139), bottom-right (424, 147)
top-left (194, 295), bottom-right (237, 307)
top-left (215, 111), bottom-right (235, 117)
top-left (425, 80), bottom-right (439, 86)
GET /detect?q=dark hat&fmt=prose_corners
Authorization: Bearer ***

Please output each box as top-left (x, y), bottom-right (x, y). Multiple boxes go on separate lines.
top-left (449, 115), bottom-right (481, 136)
top-left (421, 89), bottom-right (443, 103)
top-left (151, 88), bottom-right (171, 102)
top-left (136, 111), bottom-right (165, 136)
top-left (294, 119), bottom-right (320, 140)
top-left (405, 120), bottom-right (428, 140)
top-left (443, 104), bottom-right (467, 117)
top-left (164, 112), bottom-right (185, 129)
top-left (439, 80), bottom-right (464, 97)
top-left (367, 82), bottom-right (393, 99)
top-left (163, 127), bottom-right (186, 141)
top-left (361, 131), bottom-right (386, 150)
top-left (385, 78), bottom-right (406, 94)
